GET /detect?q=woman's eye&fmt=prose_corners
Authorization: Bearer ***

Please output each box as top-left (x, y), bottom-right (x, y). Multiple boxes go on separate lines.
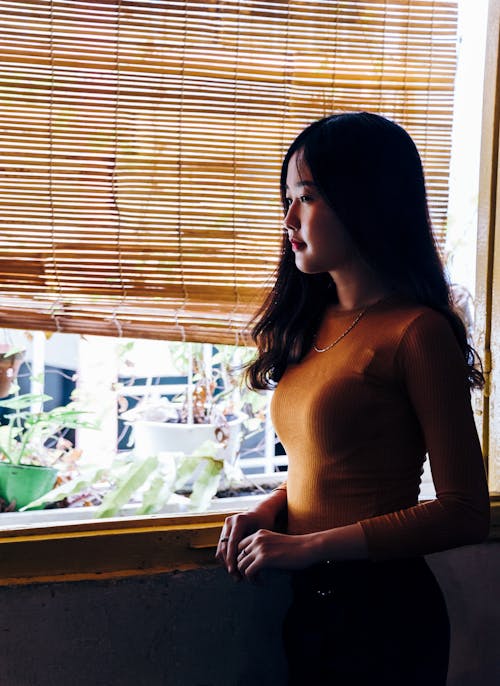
top-left (285, 195), bottom-right (312, 206)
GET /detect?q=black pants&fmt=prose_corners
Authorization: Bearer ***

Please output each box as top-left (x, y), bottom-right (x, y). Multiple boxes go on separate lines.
top-left (283, 557), bottom-right (450, 686)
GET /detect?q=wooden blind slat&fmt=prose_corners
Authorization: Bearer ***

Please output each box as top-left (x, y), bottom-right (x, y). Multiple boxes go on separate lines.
top-left (0, 0), bottom-right (459, 343)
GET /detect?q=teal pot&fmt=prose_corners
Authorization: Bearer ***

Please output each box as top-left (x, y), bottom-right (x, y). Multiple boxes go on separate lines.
top-left (0, 462), bottom-right (58, 510)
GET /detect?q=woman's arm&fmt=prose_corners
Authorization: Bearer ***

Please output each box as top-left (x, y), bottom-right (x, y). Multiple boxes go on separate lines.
top-left (235, 521), bottom-right (369, 581)
top-left (358, 310), bottom-right (490, 559)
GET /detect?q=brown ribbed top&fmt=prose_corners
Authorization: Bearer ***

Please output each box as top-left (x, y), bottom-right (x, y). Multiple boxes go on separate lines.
top-left (271, 296), bottom-right (490, 560)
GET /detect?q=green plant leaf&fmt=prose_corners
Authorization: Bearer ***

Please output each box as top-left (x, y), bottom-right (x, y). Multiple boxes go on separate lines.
top-left (190, 440), bottom-right (219, 459)
top-left (173, 440), bottom-right (220, 491)
top-left (0, 393), bottom-right (100, 467)
top-left (174, 454), bottom-right (202, 490)
top-left (136, 454), bottom-right (177, 515)
top-left (118, 341), bottom-right (135, 358)
top-left (135, 476), bottom-right (168, 515)
top-left (96, 455), bottom-right (159, 519)
top-left (0, 393), bottom-right (52, 410)
top-left (34, 408), bottom-right (100, 431)
top-left (1, 345), bottom-right (25, 358)
top-left (0, 425), bottom-right (21, 449)
top-left (189, 457), bottom-right (224, 511)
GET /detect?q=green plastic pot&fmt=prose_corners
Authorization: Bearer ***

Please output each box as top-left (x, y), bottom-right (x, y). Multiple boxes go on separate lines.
top-left (0, 462), bottom-right (58, 510)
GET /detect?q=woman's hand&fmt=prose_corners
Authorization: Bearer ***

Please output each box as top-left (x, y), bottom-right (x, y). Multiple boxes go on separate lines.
top-left (218, 515), bottom-right (369, 583)
top-left (215, 510), bottom-right (273, 579)
top-left (236, 529), bottom-right (319, 582)
top-left (216, 487), bottom-right (287, 580)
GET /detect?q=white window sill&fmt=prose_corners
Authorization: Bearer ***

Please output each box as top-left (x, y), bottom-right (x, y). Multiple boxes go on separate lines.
top-left (0, 493), bottom-right (268, 531)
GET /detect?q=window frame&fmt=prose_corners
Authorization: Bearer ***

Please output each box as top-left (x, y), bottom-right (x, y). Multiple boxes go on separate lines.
top-left (477, 0), bottom-right (500, 529)
top-left (0, 510), bottom-right (234, 585)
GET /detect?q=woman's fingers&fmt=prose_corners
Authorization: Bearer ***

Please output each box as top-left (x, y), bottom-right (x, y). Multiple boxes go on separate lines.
top-left (236, 544), bottom-right (259, 582)
top-left (215, 527), bottom-right (231, 565)
top-left (216, 515), bottom-right (279, 580)
top-left (215, 513), bottom-right (257, 578)
top-left (237, 532), bottom-right (255, 553)
top-left (226, 515), bottom-right (251, 577)
top-left (226, 528), bottom-right (314, 581)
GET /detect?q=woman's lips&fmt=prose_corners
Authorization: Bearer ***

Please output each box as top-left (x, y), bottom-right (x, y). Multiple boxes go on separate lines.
top-left (291, 239), bottom-right (306, 251)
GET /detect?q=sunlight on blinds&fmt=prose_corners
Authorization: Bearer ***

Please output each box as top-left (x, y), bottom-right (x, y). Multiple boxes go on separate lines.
top-left (0, 0), bottom-right (459, 342)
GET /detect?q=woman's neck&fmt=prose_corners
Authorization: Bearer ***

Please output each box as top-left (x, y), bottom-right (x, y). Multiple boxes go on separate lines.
top-left (329, 267), bottom-right (392, 312)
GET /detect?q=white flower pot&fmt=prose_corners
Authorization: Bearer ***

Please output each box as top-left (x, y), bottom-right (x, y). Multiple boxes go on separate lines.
top-left (130, 413), bottom-right (245, 463)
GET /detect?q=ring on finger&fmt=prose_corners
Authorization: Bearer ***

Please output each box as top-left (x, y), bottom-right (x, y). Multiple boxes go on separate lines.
top-left (220, 536), bottom-right (229, 543)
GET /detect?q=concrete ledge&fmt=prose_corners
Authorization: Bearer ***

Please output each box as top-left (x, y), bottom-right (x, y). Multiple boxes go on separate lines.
top-left (0, 544), bottom-right (498, 686)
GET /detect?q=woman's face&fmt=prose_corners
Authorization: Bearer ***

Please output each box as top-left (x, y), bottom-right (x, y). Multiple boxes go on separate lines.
top-left (284, 152), bottom-right (359, 276)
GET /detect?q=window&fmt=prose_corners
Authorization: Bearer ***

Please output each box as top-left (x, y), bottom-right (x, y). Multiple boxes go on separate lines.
top-left (0, 331), bottom-right (282, 519)
top-left (0, 0), bottom-right (498, 584)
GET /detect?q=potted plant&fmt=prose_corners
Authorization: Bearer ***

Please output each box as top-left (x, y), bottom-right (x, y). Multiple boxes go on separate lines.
top-left (120, 343), bottom-right (262, 467)
top-left (0, 391), bottom-right (98, 509)
top-left (17, 439), bottom-right (231, 517)
top-left (9, 343), bottom-right (268, 517)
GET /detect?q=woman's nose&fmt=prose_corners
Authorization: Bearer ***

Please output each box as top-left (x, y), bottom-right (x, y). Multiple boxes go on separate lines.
top-left (284, 203), bottom-right (299, 232)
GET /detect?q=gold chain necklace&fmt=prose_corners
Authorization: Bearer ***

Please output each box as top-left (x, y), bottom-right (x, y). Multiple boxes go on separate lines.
top-left (313, 307), bottom-right (367, 353)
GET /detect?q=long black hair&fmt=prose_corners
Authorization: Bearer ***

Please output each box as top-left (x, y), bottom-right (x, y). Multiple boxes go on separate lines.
top-left (246, 112), bottom-right (483, 390)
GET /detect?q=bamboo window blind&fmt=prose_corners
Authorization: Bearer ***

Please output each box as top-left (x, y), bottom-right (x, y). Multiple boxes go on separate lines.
top-left (0, 0), bottom-right (459, 344)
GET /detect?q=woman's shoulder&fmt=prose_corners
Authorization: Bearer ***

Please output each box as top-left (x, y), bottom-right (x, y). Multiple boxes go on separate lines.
top-left (380, 297), bottom-right (466, 378)
top-left (374, 295), bottom-right (451, 339)
top-left (368, 296), bottom-right (461, 366)
top-left (322, 294), bottom-right (458, 356)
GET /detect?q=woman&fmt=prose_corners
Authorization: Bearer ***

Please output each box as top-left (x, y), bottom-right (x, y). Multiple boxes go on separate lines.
top-left (215, 112), bottom-right (490, 685)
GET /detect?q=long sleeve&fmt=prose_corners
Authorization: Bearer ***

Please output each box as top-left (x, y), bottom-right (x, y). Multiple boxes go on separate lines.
top-left (359, 310), bottom-right (490, 560)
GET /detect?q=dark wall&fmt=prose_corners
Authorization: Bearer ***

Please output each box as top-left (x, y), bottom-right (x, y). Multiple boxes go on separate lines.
top-left (0, 543), bottom-right (497, 686)
top-left (0, 567), bottom-right (291, 686)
